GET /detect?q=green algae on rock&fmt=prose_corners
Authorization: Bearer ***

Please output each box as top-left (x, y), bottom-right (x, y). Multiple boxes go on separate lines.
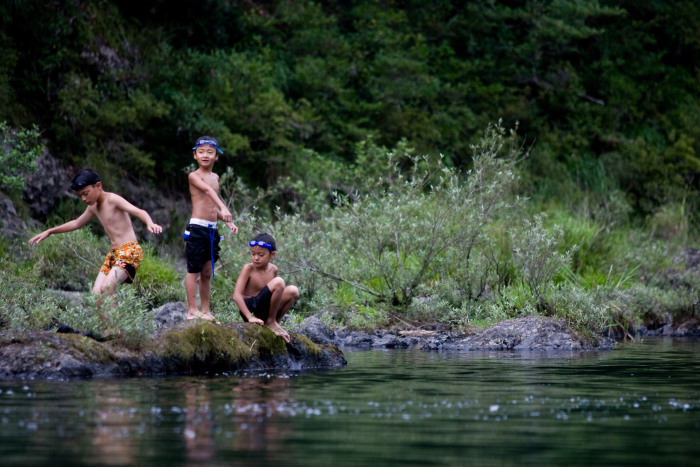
top-left (0, 321), bottom-right (347, 380)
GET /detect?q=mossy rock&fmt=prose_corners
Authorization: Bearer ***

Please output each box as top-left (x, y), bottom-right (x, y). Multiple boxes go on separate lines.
top-left (0, 321), bottom-right (347, 380)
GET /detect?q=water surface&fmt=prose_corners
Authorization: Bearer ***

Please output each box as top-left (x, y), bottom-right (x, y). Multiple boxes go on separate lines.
top-left (1, 337), bottom-right (698, 466)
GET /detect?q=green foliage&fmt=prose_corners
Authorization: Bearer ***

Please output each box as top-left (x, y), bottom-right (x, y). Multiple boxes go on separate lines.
top-left (133, 247), bottom-right (183, 307)
top-left (542, 284), bottom-right (613, 341)
top-left (92, 288), bottom-right (156, 338)
top-left (510, 213), bottom-right (578, 303)
top-left (345, 305), bottom-right (390, 332)
top-left (0, 263), bottom-right (57, 332)
top-left (2, 0), bottom-right (700, 222)
top-left (0, 121), bottom-right (43, 195)
top-left (29, 229), bottom-right (103, 291)
top-left (275, 121), bottom-right (527, 307)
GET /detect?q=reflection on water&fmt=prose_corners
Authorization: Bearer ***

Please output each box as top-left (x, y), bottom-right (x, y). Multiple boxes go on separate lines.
top-left (182, 377), bottom-right (294, 464)
top-left (0, 337), bottom-right (699, 466)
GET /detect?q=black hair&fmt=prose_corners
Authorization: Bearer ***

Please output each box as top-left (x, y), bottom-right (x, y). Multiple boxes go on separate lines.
top-left (252, 232), bottom-right (276, 252)
top-left (70, 169), bottom-right (102, 191)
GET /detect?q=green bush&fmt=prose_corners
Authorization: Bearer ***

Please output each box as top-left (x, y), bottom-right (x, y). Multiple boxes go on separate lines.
top-left (133, 246), bottom-right (182, 307)
top-left (0, 264), bottom-right (58, 332)
top-left (30, 229), bottom-right (103, 291)
top-left (509, 213), bottom-right (577, 304)
top-left (0, 121), bottom-right (43, 196)
top-left (273, 121), bottom-right (527, 308)
top-left (542, 284), bottom-right (612, 341)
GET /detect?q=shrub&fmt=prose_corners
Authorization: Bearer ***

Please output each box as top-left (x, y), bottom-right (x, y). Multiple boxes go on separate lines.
top-left (133, 246), bottom-right (183, 307)
top-left (510, 213), bottom-right (577, 305)
top-left (542, 283), bottom-right (612, 341)
top-left (30, 228), bottom-right (103, 291)
top-left (274, 121), bottom-right (527, 308)
top-left (0, 264), bottom-right (58, 332)
top-left (0, 121), bottom-right (43, 196)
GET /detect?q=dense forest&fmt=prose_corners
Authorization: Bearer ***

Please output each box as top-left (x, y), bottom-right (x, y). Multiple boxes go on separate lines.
top-left (1, 0), bottom-right (699, 339)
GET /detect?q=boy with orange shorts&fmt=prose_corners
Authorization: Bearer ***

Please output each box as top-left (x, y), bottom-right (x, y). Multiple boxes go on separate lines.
top-left (29, 169), bottom-right (162, 313)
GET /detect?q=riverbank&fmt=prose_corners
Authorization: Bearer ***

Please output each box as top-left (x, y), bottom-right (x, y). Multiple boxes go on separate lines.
top-left (292, 312), bottom-right (700, 351)
top-left (2, 298), bottom-right (698, 380)
top-left (0, 318), bottom-right (347, 380)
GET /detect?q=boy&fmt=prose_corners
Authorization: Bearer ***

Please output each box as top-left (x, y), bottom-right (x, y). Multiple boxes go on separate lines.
top-left (185, 136), bottom-right (238, 322)
top-left (233, 233), bottom-right (298, 343)
top-left (28, 169), bottom-right (162, 308)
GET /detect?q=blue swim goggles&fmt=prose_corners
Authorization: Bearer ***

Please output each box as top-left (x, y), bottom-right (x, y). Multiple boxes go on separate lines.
top-left (249, 240), bottom-right (275, 252)
top-left (192, 139), bottom-right (224, 154)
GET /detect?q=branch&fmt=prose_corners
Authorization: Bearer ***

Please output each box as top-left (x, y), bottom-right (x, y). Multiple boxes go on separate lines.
top-left (304, 264), bottom-right (383, 297)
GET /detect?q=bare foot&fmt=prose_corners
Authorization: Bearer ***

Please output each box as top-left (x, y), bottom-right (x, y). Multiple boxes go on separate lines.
top-left (187, 311), bottom-right (218, 323)
top-left (186, 309), bottom-right (201, 320)
top-left (201, 311), bottom-right (221, 324)
top-left (267, 322), bottom-right (291, 343)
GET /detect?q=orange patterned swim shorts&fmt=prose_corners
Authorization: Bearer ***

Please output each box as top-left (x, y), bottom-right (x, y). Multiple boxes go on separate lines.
top-left (100, 241), bottom-right (143, 284)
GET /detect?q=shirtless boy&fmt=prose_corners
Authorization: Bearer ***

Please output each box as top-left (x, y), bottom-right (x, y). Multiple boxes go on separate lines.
top-left (233, 233), bottom-right (299, 343)
top-left (28, 169), bottom-right (163, 310)
top-left (185, 136), bottom-right (238, 322)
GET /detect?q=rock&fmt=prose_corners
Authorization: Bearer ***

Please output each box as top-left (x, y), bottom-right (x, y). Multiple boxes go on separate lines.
top-left (329, 316), bottom-right (614, 351)
top-left (289, 316), bottom-right (336, 345)
top-left (23, 153), bottom-right (73, 220)
top-left (0, 320), bottom-right (347, 380)
top-left (445, 316), bottom-right (615, 351)
top-left (0, 193), bottom-right (26, 239)
top-left (153, 301), bottom-right (187, 330)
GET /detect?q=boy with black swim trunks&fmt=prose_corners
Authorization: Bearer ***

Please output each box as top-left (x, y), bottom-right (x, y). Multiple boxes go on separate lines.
top-left (233, 233), bottom-right (298, 343)
top-left (185, 136), bottom-right (238, 321)
top-left (29, 169), bottom-right (163, 312)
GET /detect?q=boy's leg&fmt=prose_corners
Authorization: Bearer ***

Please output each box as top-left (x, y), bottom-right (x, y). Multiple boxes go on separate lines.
top-left (185, 264), bottom-right (216, 321)
top-left (92, 268), bottom-right (128, 327)
top-left (93, 268), bottom-right (128, 299)
top-left (198, 262), bottom-right (215, 319)
top-left (276, 285), bottom-right (300, 323)
top-left (185, 272), bottom-right (201, 318)
top-left (265, 277), bottom-right (291, 342)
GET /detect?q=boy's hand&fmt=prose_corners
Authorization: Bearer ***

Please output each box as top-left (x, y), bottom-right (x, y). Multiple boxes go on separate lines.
top-left (28, 231), bottom-right (50, 245)
top-left (148, 222), bottom-right (163, 234)
top-left (225, 221), bottom-right (239, 234)
top-left (249, 317), bottom-right (265, 326)
top-left (220, 207), bottom-right (233, 223)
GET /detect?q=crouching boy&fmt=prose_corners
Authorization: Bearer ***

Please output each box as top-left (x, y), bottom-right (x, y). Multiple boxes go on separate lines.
top-left (233, 233), bottom-right (298, 343)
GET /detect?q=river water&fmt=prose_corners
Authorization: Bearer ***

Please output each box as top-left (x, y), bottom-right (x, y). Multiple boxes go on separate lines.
top-left (1, 337), bottom-right (698, 466)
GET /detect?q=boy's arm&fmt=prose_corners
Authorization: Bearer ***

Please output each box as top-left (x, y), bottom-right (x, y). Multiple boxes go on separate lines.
top-left (112, 195), bottom-right (163, 234)
top-left (233, 265), bottom-right (265, 325)
top-left (28, 208), bottom-right (95, 244)
top-left (217, 212), bottom-right (238, 234)
top-left (188, 172), bottom-right (233, 222)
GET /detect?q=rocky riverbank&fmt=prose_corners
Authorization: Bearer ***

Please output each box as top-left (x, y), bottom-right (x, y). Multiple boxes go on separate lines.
top-left (0, 311), bottom-right (347, 381)
top-left (291, 315), bottom-right (618, 351)
top-left (3, 297), bottom-right (699, 381)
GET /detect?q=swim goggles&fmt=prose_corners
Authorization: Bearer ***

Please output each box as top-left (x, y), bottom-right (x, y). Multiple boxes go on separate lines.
top-left (249, 240), bottom-right (275, 251)
top-left (193, 139), bottom-right (224, 154)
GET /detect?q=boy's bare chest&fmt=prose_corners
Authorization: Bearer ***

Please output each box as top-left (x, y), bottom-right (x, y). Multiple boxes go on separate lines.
top-left (247, 268), bottom-right (276, 292)
top-left (196, 172), bottom-right (220, 191)
top-left (94, 201), bottom-right (126, 224)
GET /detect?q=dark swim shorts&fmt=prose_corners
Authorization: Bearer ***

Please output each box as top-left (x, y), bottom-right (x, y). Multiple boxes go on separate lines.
top-left (185, 223), bottom-right (221, 274)
top-left (241, 286), bottom-right (272, 322)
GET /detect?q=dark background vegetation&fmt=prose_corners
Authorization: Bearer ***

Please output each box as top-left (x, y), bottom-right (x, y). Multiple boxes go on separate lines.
top-left (2, 0), bottom-right (699, 217)
top-left (1, 0), bottom-right (699, 337)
